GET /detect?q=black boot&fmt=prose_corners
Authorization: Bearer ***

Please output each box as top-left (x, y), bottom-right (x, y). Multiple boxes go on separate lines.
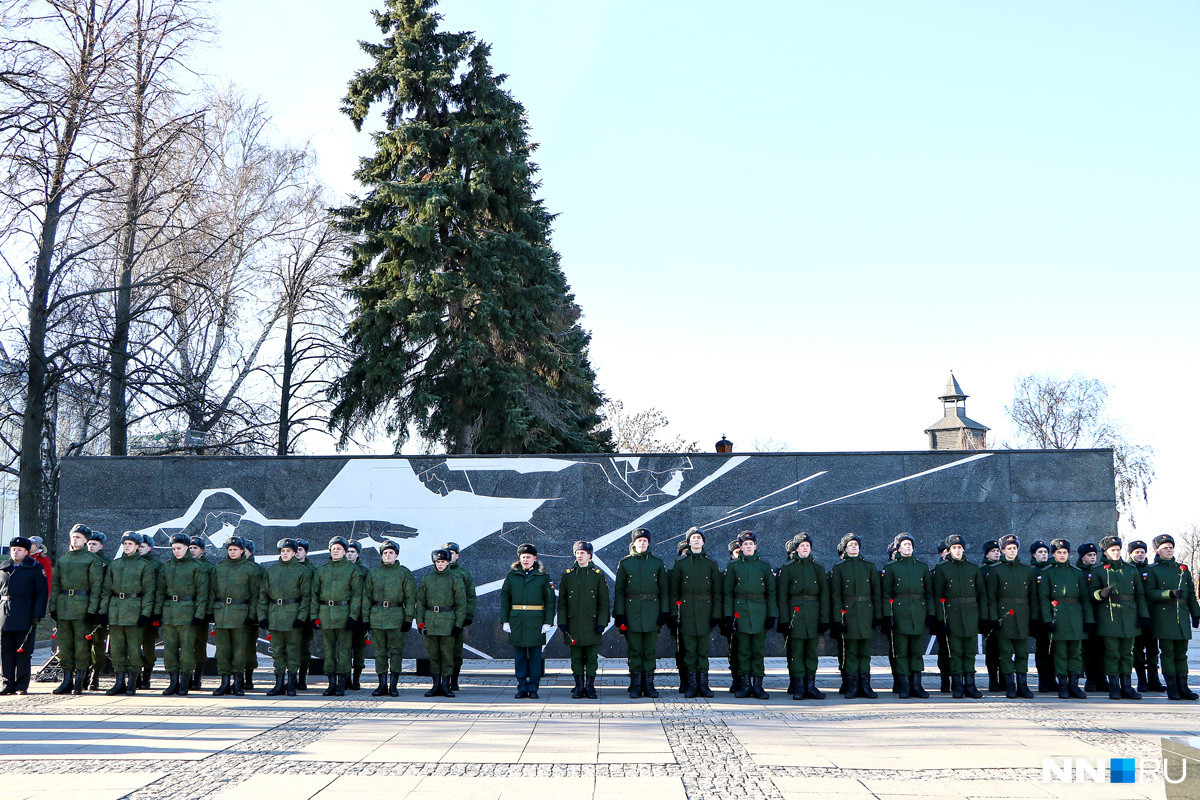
top-left (1097, 673), bottom-right (1110, 692)
top-left (697, 672), bottom-right (713, 698)
top-left (951, 674), bottom-right (964, 699)
top-left (684, 672), bottom-right (698, 699)
top-left (267, 672), bottom-right (287, 696)
top-left (162, 671), bottom-right (179, 696)
top-left (1121, 673), bottom-right (1142, 700)
top-left (52, 670), bottom-right (74, 695)
top-left (571, 676), bottom-right (585, 699)
top-left (323, 674), bottom-right (337, 697)
top-left (628, 672), bottom-right (642, 699)
top-left (1178, 674), bottom-right (1198, 701)
top-left (585, 675), bottom-right (598, 699)
top-left (988, 669), bottom-right (1001, 693)
top-left (244, 669), bottom-right (254, 690)
top-left (1016, 673), bottom-right (1035, 698)
top-left (1057, 675), bottom-right (1070, 699)
top-left (729, 671), bottom-right (740, 694)
top-left (89, 668), bottom-right (100, 691)
top-left (751, 675), bottom-right (769, 700)
top-left (1147, 667), bottom-right (1167, 692)
top-left (105, 672), bottom-right (125, 696)
top-left (1165, 672), bottom-right (1181, 700)
top-left (839, 669), bottom-right (848, 694)
top-left (843, 673), bottom-right (860, 700)
top-left (424, 675), bottom-right (442, 697)
top-left (963, 672), bottom-right (982, 698)
top-left (941, 672), bottom-right (951, 693)
top-left (1005, 673), bottom-right (1017, 699)
top-left (213, 675), bottom-right (231, 696)
top-left (786, 676), bottom-right (798, 696)
top-left (860, 673), bottom-right (878, 699)
top-left (449, 669), bottom-right (460, 692)
top-left (1136, 666), bottom-right (1148, 693)
top-left (1084, 674), bottom-right (1095, 692)
top-left (643, 672), bottom-right (659, 699)
top-left (124, 671), bottom-right (137, 696)
top-left (1108, 675), bottom-right (1121, 701)
top-left (1068, 672), bottom-right (1087, 699)
top-left (677, 667), bottom-right (687, 692)
top-left (804, 675), bottom-right (826, 700)
top-left (191, 669), bottom-right (202, 691)
top-left (897, 674), bottom-right (911, 699)
top-left (228, 673), bottom-right (241, 696)
top-left (334, 673), bottom-right (346, 697)
top-left (297, 666), bottom-right (309, 690)
top-left (792, 677), bottom-right (805, 701)
top-left (911, 672), bottom-right (929, 699)
top-left (177, 671), bottom-right (189, 695)
top-left (286, 672), bottom-right (297, 697)
top-left (442, 674), bottom-right (455, 698)
top-left (72, 669), bottom-right (87, 694)
top-left (388, 673), bottom-right (399, 697)
top-left (142, 667), bottom-right (153, 690)
top-left (350, 668), bottom-right (362, 691)
top-left (371, 673), bottom-right (388, 697)
top-left (735, 675), bottom-right (752, 699)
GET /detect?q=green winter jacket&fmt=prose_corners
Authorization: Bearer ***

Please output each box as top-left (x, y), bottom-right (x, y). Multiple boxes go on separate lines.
top-left (932, 556), bottom-right (985, 637)
top-left (776, 555), bottom-right (829, 639)
top-left (364, 562), bottom-right (416, 630)
top-left (415, 567), bottom-right (466, 636)
top-left (500, 560), bottom-right (556, 647)
top-left (1030, 559), bottom-right (1052, 622)
top-left (101, 551), bottom-right (156, 626)
top-left (142, 552), bottom-right (164, 616)
top-left (830, 555), bottom-right (881, 640)
top-left (723, 553), bottom-right (776, 634)
top-left (157, 554), bottom-right (210, 626)
top-left (209, 555), bottom-right (263, 629)
top-left (448, 561), bottom-right (477, 624)
top-left (310, 558), bottom-right (363, 629)
top-left (669, 549), bottom-right (722, 636)
top-left (558, 562), bottom-right (610, 646)
top-left (257, 557), bottom-right (312, 630)
top-left (1037, 561), bottom-right (1094, 641)
top-left (986, 556), bottom-right (1037, 638)
top-left (194, 556), bottom-right (215, 622)
top-left (881, 554), bottom-right (933, 636)
top-left (1090, 555), bottom-right (1149, 639)
top-left (49, 546), bottom-right (105, 619)
top-left (613, 548), bottom-right (668, 633)
top-left (1143, 558), bottom-right (1200, 640)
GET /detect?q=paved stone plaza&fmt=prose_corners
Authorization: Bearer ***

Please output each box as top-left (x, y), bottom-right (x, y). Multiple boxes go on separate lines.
top-left (0, 653), bottom-right (1195, 800)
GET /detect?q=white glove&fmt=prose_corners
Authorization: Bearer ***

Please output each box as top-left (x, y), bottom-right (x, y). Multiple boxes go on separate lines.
top-left (502, 622), bottom-right (511, 633)
top-left (540, 624), bottom-right (552, 634)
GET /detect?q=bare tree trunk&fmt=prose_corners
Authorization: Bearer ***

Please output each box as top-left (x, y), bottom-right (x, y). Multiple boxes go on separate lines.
top-left (19, 199), bottom-right (56, 543)
top-left (276, 315), bottom-right (293, 455)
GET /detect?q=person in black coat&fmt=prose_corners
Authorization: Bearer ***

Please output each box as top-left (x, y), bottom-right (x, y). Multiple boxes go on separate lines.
top-left (1, 536), bottom-right (49, 694)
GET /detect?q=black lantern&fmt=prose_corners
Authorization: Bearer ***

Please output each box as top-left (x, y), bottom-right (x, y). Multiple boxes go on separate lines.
top-left (715, 435), bottom-right (732, 454)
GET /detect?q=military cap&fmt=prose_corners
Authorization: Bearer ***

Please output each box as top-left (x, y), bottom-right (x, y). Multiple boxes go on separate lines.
top-left (982, 539), bottom-right (1000, 555)
top-left (226, 536), bottom-right (248, 551)
top-left (517, 542), bottom-right (537, 557)
top-left (839, 532), bottom-right (861, 551)
top-left (1127, 540), bottom-right (1147, 554)
top-left (295, 538), bottom-right (310, 551)
top-left (69, 523), bottom-right (92, 537)
top-left (1029, 540), bottom-right (1049, 556)
top-left (728, 538), bottom-right (741, 554)
top-left (243, 539), bottom-right (255, 555)
top-left (328, 536), bottom-right (350, 551)
top-left (431, 548), bottom-right (451, 563)
top-left (794, 532), bottom-right (812, 547)
top-left (944, 534), bottom-right (966, 548)
top-left (998, 534), bottom-right (1019, 550)
top-left (684, 526), bottom-right (704, 542)
top-left (1099, 535), bottom-right (1121, 551)
top-left (572, 540), bottom-right (593, 554)
top-left (630, 528), bottom-right (650, 543)
top-left (1051, 538), bottom-right (1071, 553)
top-left (121, 531), bottom-right (141, 545)
top-left (886, 541), bottom-right (898, 560)
top-left (737, 531), bottom-right (757, 544)
top-left (88, 530), bottom-right (108, 546)
top-left (277, 538), bottom-right (300, 552)
top-left (676, 540), bottom-right (688, 556)
top-left (441, 541), bottom-right (460, 553)
top-left (380, 539), bottom-right (399, 555)
top-left (784, 537), bottom-right (798, 554)
top-left (894, 532), bottom-right (915, 548)
top-left (1154, 534), bottom-right (1175, 549)
top-left (169, 533), bottom-right (191, 546)
top-left (8, 536), bottom-right (32, 550)
top-left (936, 539), bottom-right (950, 555)
top-left (346, 539), bottom-right (360, 553)
top-left (188, 536), bottom-right (205, 549)
top-left (1076, 542), bottom-right (1098, 557)
top-left (140, 533), bottom-right (155, 546)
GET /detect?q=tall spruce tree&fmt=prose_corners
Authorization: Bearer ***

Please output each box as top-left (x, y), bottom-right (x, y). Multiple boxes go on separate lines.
top-left (330, 0), bottom-right (610, 455)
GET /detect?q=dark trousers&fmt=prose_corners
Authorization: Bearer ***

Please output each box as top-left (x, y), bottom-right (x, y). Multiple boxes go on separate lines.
top-left (1160, 639), bottom-right (1189, 674)
top-left (140, 624), bottom-right (158, 669)
top-left (625, 631), bottom-right (657, 673)
top-left (842, 637), bottom-right (870, 673)
top-left (786, 635), bottom-right (820, 677)
top-left (998, 636), bottom-right (1030, 674)
top-left (1102, 636), bottom-right (1135, 675)
top-left (351, 627), bottom-right (366, 670)
top-left (193, 623), bottom-right (208, 673)
top-left (1, 629), bottom-right (33, 690)
top-left (244, 626), bottom-right (258, 672)
top-left (984, 631), bottom-right (1000, 678)
top-left (570, 644), bottom-right (599, 677)
top-left (936, 631), bottom-right (950, 677)
top-left (945, 635), bottom-right (976, 674)
top-left (300, 625), bottom-right (314, 672)
top-left (1135, 631), bottom-right (1159, 670)
top-left (514, 645), bottom-right (544, 691)
top-left (1033, 625), bottom-right (1054, 687)
top-left (91, 625), bottom-right (110, 673)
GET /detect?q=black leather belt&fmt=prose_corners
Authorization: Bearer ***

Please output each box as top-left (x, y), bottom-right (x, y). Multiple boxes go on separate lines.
top-left (322, 600), bottom-right (348, 606)
top-left (1055, 597), bottom-right (1080, 605)
top-left (735, 593), bottom-right (765, 599)
top-left (375, 601), bottom-right (399, 608)
top-left (222, 597), bottom-right (249, 605)
top-left (1004, 598), bottom-right (1029, 604)
top-left (116, 592), bottom-right (139, 599)
top-left (626, 594), bottom-right (659, 601)
top-left (65, 589), bottom-right (89, 596)
top-left (168, 595), bottom-right (194, 602)
top-left (843, 595), bottom-right (871, 602)
top-left (427, 605), bottom-right (450, 612)
top-left (273, 598), bottom-right (299, 605)
top-left (893, 593), bottom-right (924, 601)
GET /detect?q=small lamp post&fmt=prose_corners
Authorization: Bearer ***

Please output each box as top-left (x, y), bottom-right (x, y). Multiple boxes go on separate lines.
top-left (715, 435), bottom-right (732, 454)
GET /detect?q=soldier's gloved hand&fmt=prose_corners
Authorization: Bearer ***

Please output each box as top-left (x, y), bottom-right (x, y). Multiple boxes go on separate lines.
top-left (1136, 617), bottom-right (1150, 629)
top-left (151, 614), bottom-right (162, 627)
top-left (451, 625), bottom-right (463, 636)
top-left (293, 619), bottom-right (305, 629)
top-left (192, 617), bottom-right (205, 627)
top-left (709, 617), bottom-right (720, 630)
top-left (878, 617), bottom-right (892, 633)
top-left (665, 616), bottom-right (678, 632)
top-left (594, 624), bottom-right (605, 635)
top-left (1098, 586), bottom-right (1114, 599)
top-left (136, 614), bottom-right (150, 627)
top-left (242, 616), bottom-right (256, 628)
top-left (401, 621), bottom-right (412, 633)
top-left (1192, 615), bottom-right (1199, 630)
top-left (312, 618), bottom-right (321, 630)
top-left (206, 613), bottom-right (214, 624)
top-left (924, 614), bottom-right (936, 629)
top-left (363, 623), bottom-right (371, 632)
top-left (655, 612), bottom-right (669, 626)
top-left (1083, 622), bottom-right (1096, 634)
top-left (463, 617), bottom-right (473, 627)
top-left (764, 617), bottom-right (776, 631)
top-left (540, 624), bottom-right (552, 635)
top-left (817, 621), bottom-right (829, 635)
top-left (1170, 589), bottom-right (1184, 599)
top-left (417, 622), bottom-right (426, 635)
top-left (832, 621), bottom-right (847, 633)
top-left (343, 618), bottom-right (357, 631)
top-left (614, 615), bottom-right (628, 628)
top-left (258, 619), bottom-right (269, 629)
top-left (49, 610), bottom-right (58, 622)
top-left (1044, 621), bottom-right (1055, 632)
top-left (502, 622), bottom-right (511, 633)
top-left (558, 624), bottom-right (570, 637)
top-left (84, 612), bottom-right (98, 625)
top-left (98, 614), bottom-right (108, 626)
top-left (776, 621), bottom-right (790, 636)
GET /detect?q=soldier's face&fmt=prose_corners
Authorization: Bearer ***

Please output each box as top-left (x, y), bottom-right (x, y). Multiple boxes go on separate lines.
top-left (899, 540), bottom-right (914, 558)
top-left (434, 559), bottom-right (449, 572)
top-left (296, 548), bottom-right (307, 561)
top-left (986, 549), bottom-right (1000, 562)
top-left (347, 549), bottom-right (358, 562)
top-left (632, 538), bottom-right (649, 554)
top-left (1003, 544), bottom-right (1018, 560)
top-left (382, 549), bottom-right (397, 564)
top-left (845, 540), bottom-right (860, 557)
top-left (1033, 548), bottom-right (1048, 563)
top-left (279, 547), bottom-right (295, 562)
top-left (519, 553), bottom-right (536, 569)
top-left (688, 534), bottom-right (704, 552)
top-left (741, 540), bottom-right (757, 556)
top-left (574, 549), bottom-right (591, 566)
top-left (1054, 549), bottom-right (1069, 563)
top-left (1081, 552), bottom-right (1097, 566)
top-left (1158, 543), bottom-right (1174, 561)
top-left (87, 540), bottom-right (103, 553)
top-left (330, 544), bottom-right (345, 561)
top-left (797, 541), bottom-right (812, 558)
top-left (122, 540), bottom-right (137, 555)
top-left (449, 551), bottom-right (459, 563)
top-left (1131, 550), bottom-right (1146, 563)
top-left (1105, 545), bottom-right (1121, 561)
top-left (189, 545), bottom-right (204, 558)
top-left (138, 542), bottom-right (152, 556)
top-left (171, 543), bottom-right (188, 558)
top-left (227, 545), bottom-right (244, 560)
top-left (950, 544), bottom-right (964, 560)
top-left (70, 532), bottom-right (87, 549)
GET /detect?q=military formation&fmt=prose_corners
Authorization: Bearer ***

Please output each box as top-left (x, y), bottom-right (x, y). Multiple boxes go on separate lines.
top-left (21, 523), bottom-right (1200, 702)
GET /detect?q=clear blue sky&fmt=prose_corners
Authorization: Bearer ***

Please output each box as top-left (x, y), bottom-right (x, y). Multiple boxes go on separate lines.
top-left (209, 0), bottom-right (1199, 535)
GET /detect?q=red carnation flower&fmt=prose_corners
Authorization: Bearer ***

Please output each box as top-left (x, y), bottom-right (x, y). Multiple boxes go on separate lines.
top-left (210, 630), bottom-right (215, 637)
top-left (1052, 600), bottom-right (1058, 607)
top-left (1007, 610), bottom-right (1014, 616)
top-left (676, 600), bottom-right (682, 606)
top-left (793, 606), bottom-right (799, 612)
top-left (364, 638), bottom-right (370, 645)
top-left (266, 634), bottom-right (272, 641)
top-left (733, 612), bottom-right (740, 618)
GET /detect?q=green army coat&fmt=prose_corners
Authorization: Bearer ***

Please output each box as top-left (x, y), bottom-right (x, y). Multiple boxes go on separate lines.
top-left (669, 549), bottom-right (722, 636)
top-left (364, 562), bottom-right (416, 630)
top-left (310, 558), bottom-right (363, 629)
top-left (257, 557), bottom-right (312, 630)
top-left (209, 555), bottom-right (263, 629)
top-left (448, 562), bottom-right (477, 623)
top-left (142, 552), bottom-right (164, 616)
top-left (830, 555), bottom-right (881, 640)
top-left (500, 560), bottom-right (556, 647)
top-left (1030, 559), bottom-right (1052, 622)
top-left (775, 555), bottom-right (830, 639)
top-left (157, 554), bottom-right (210, 626)
top-left (881, 554), bottom-right (933, 636)
top-left (613, 548), bottom-right (668, 633)
top-left (351, 559), bottom-right (369, 619)
top-left (986, 556), bottom-right (1037, 638)
top-left (1143, 558), bottom-right (1200, 640)
top-left (49, 546), bottom-right (105, 619)
top-left (1037, 561), bottom-right (1094, 641)
top-left (1090, 555), bottom-right (1149, 639)
top-left (558, 562), bottom-right (610, 646)
top-left (194, 556), bottom-right (215, 621)
top-left (932, 557), bottom-right (986, 637)
top-left (723, 553), bottom-right (776, 634)
top-left (415, 567), bottom-right (466, 635)
top-left (101, 551), bottom-right (156, 626)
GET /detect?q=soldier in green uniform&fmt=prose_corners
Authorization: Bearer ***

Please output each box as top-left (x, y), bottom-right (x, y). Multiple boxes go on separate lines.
top-left (777, 536), bottom-right (799, 691)
top-left (442, 542), bottom-right (475, 692)
top-left (668, 527), bottom-right (720, 698)
top-left (84, 531), bottom-right (110, 691)
top-left (1143, 534), bottom-right (1200, 701)
top-left (345, 540), bottom-right (369, 690)
top-left (294, 539), bottom-right (317, 688)
top-left (1028, 540), bottom-right (1055, 693)
top-left (1074, 542), bottom-right (1107, 692)
top-left (932, 533), bottom-right (986, 699)
top-left (1038, 538), bottom-right (1092, 698)
top-left (49, 524), bottom-right (105, 695)
top-left (723, 531), bottom-right (775, 700)
top-left (986, 534), bottom-right (1036, 698)
top-left (137, 534), bottom-right (162, 689)
top-left (723, 539), bottom-right (741, 693)
top-left (669, 539), bottom-right (689, 691)
top-left (558, 540), bottom-right (609, 699)
top-left (1091, 535), bottom-right (1149, 700)
top-left (187, 536), bottom-right (214, 691)
top-left (257, 537), bottom-right (312, 697)
top-left (416, 548), bottom-right (466, 697)
top-left (932, 539), bottom-right (952, 692)
top-left (777, 532), bottom-right (830, 701)
top-left (881, 532), bottom-right (933, 700)
top-left (882, 540), bottom-right (900, 693)
top-left (209, 536), bottom-right (262, 696)
top-left (156, 533), bottom-right (210, 695)
top-left (101, 532), bottom-right (157, 695)
top-left (240, 539), bottom-right (264, 689)
top-left (1127, 539), bottom-right (1165, 693)
top-left (500, 543), bottom-right (556, 699)
top-left (364, 539), bottom-right (414, 697)
top-left (830, 532), bottom-right (881, 699)
top-left (614, 528), bottom-right (669, 699)
top-left (310, 536), bottom-right (363, 697)
top-left (979, 540), bottom-right (1002, 691)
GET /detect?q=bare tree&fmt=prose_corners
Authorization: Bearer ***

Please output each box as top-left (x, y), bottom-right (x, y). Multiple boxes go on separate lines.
top-left (1006, 373), bottom-right (1155, 526)
top-left (594, 399), bottom-right (699, 453)
top-left (1172, 523), bottom-right (1200, 578)
top-left (751, 436), bottom-right (791, 452)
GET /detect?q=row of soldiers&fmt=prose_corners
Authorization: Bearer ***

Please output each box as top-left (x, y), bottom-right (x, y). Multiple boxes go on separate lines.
top-left (47, 525), bottom-right (477, 699)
